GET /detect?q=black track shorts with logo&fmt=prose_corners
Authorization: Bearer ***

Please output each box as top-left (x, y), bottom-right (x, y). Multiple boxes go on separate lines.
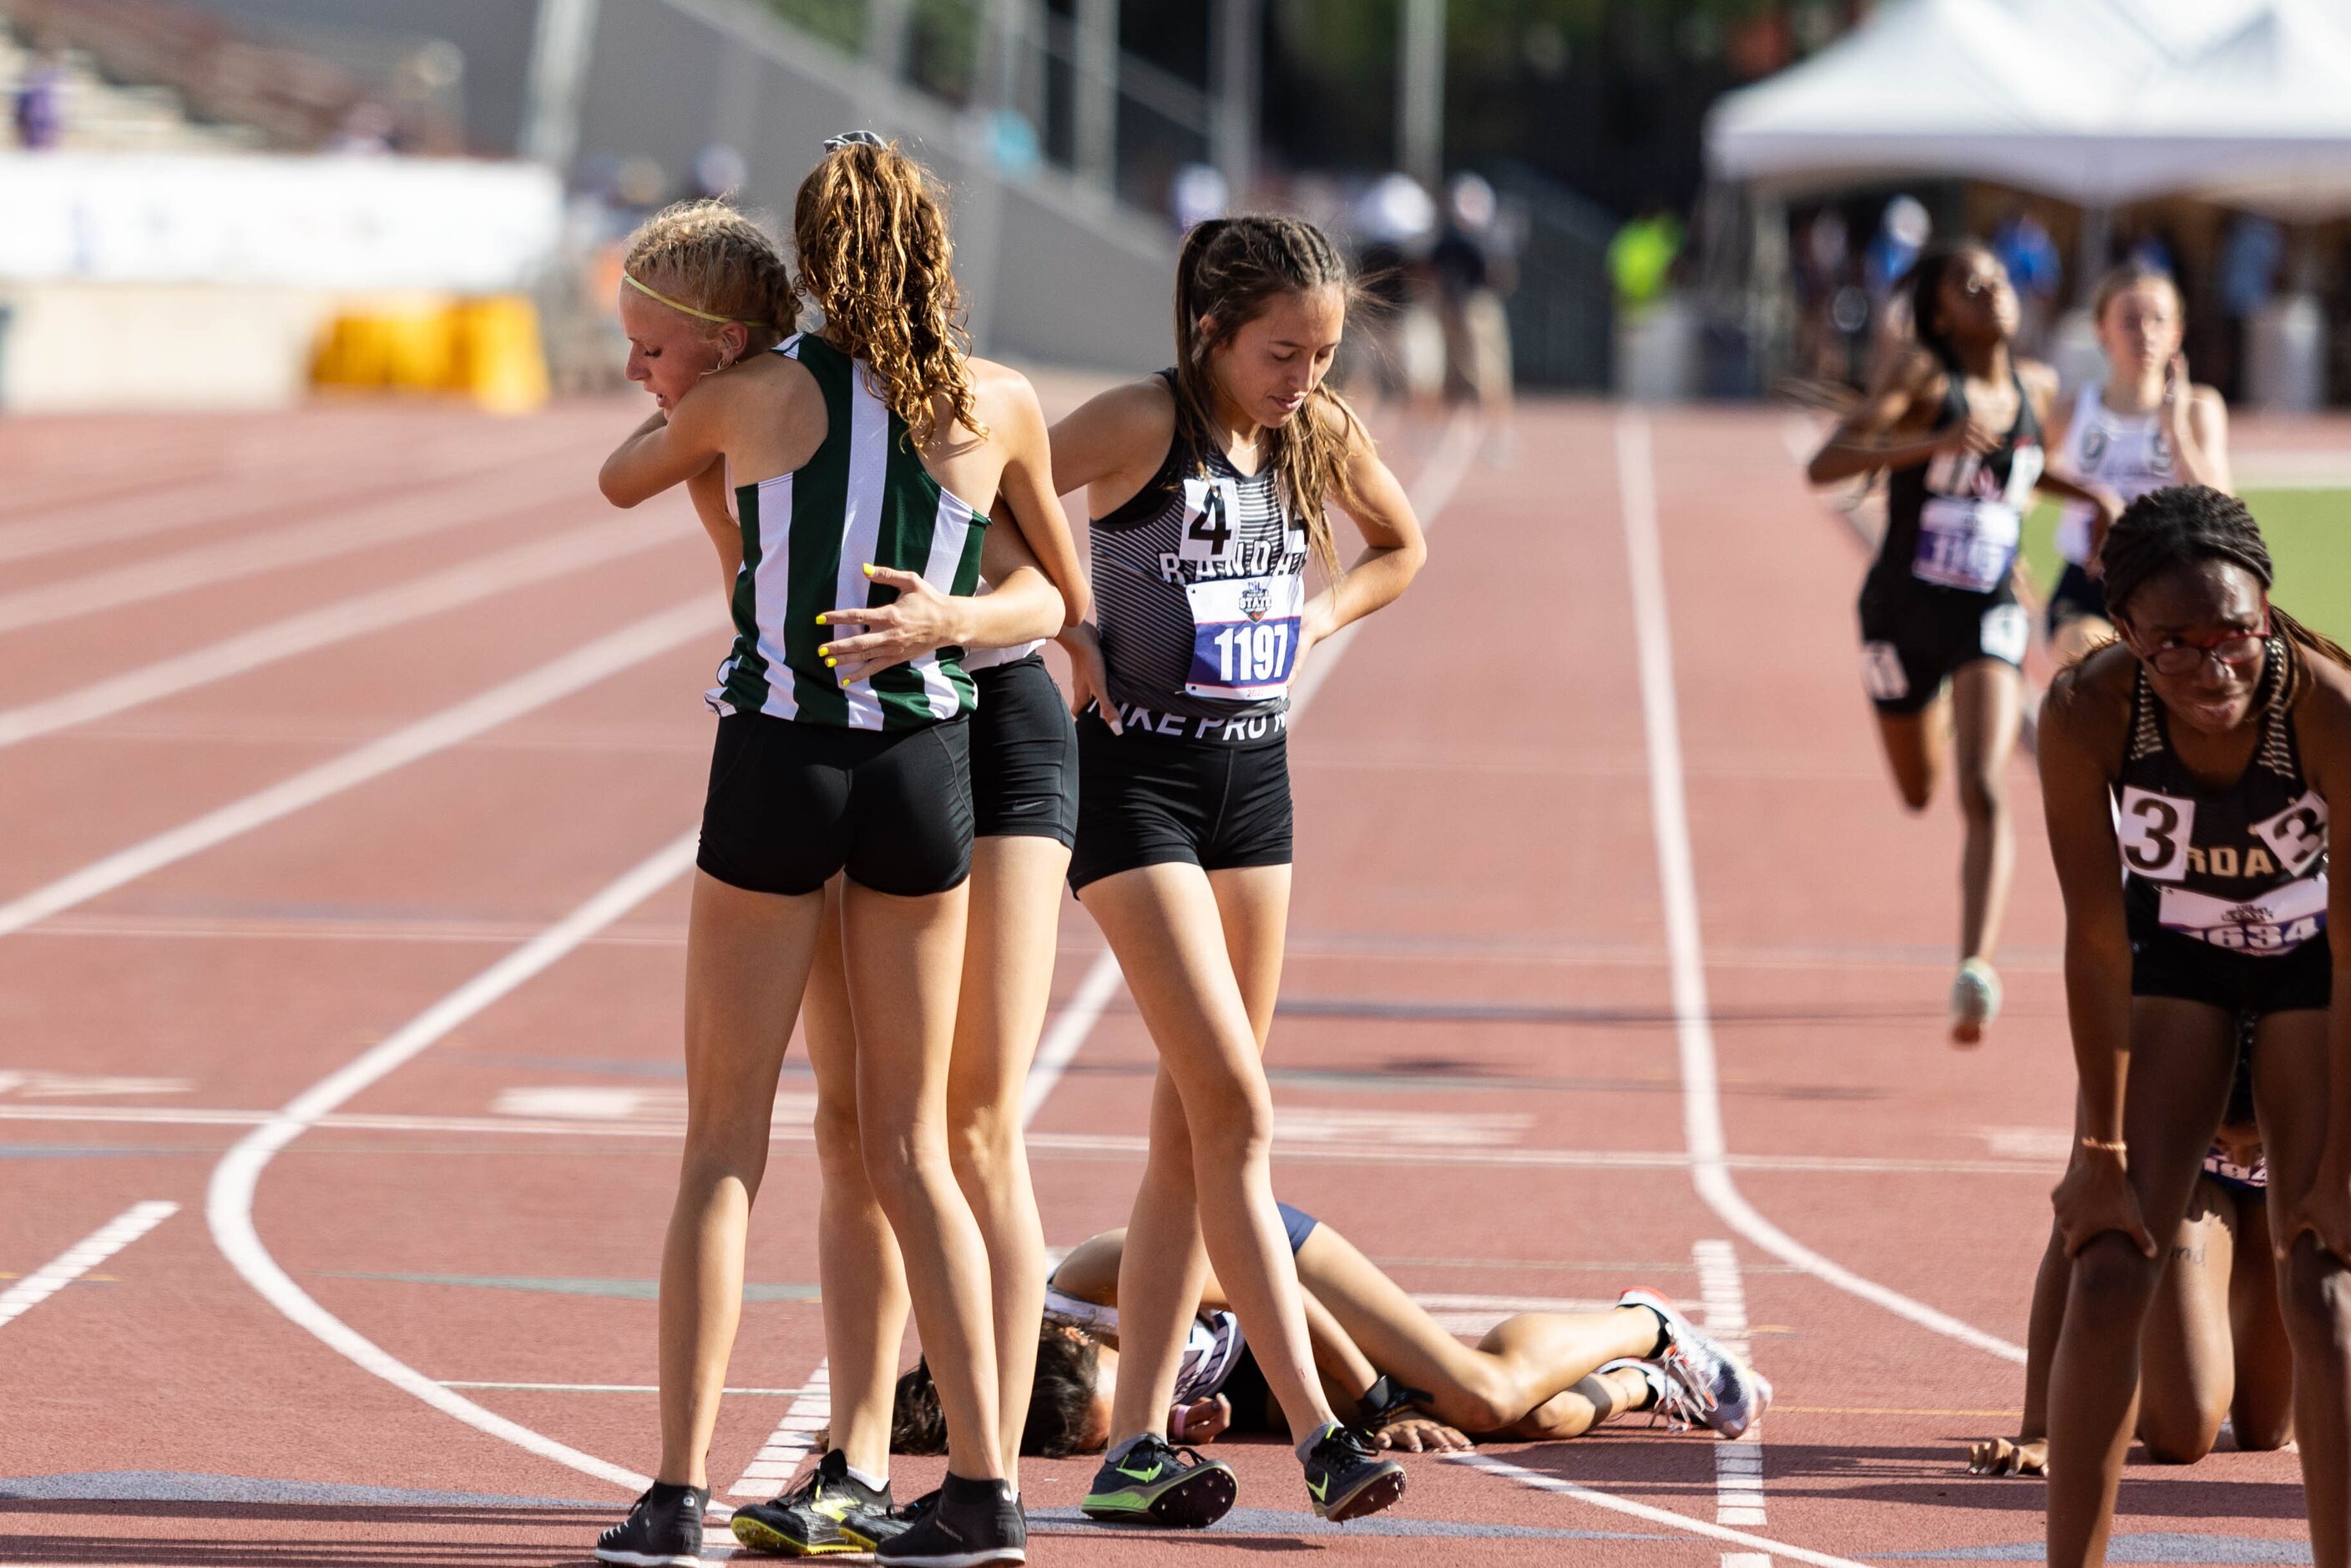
top-left (697, 711), bottom-right (973, 898)
top-left (1857, 580), bottom-right (2030, 716)
top-left (2045, 561), bottom-right (2108, 637)
top-left (2131, 919), bottom-right (2333, 1018)
top-left (1066, 709), bottom-right (1292, 892)
top-left (970, 653), bottom-right (1078, 847)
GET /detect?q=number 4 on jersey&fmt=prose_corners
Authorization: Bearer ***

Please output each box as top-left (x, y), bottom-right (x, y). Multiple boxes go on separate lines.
top-left (1180, 476), bottom-right (1241, 564)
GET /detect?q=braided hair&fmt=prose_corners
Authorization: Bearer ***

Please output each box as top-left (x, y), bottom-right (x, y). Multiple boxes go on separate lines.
top-left (2101, 483), bottom-right (2351, 705)
top-left (1170, 214), bottom-right (1372, 582)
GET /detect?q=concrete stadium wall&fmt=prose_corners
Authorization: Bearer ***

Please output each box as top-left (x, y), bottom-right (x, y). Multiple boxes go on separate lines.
top-left (195, 0), bottom-right (1176, 372)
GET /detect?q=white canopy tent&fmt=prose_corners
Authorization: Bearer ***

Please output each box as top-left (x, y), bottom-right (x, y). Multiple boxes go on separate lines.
top-left (1706, 0), bottom-right (2351, 216)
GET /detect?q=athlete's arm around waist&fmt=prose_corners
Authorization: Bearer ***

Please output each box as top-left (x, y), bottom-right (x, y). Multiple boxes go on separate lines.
top-left (1805, 345), bottom-right (1964, 487)
top-left (2039, 645), bottom-right (2137, 1146)
top-left (1312, 397), bottom-right (1426, 641)
top-left (969, 357), bottom-right (1090, 627)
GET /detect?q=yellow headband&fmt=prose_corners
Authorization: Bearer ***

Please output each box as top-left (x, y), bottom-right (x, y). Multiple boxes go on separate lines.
top-left (623, 271), bottom-right (773, 328)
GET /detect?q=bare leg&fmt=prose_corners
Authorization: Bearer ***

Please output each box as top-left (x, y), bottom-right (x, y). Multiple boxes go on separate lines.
top-left (943, 835), bottom-right (1069, 1483)
top-left (1507, 1367), bottom-right (1659, 1441)
top-left (1949, 657), bottom-right (2020, 966)
top-left (1106, 1065), bottom-right (1210, 1445)
top-left (2045, 998), bottom-right (2235, 1567)
top-left (1285, 1222), bottom-right (1658, 1434)
top-left (803, 881), bottom-right (909, 1481)
top-left (1873, 697), bottom-right (1945, 814)
top-left (2254, 1009), bottom-right (2351, 1568)
top-left (2227, 1192), bottom-right (2294, 1452)
top-left (842, 878), bottom-right (1003, 1483)
top-left (1083, 861), bottom-right (1336, 1444)
top-left (657, 872), bottom-right (826, 1486)
top-left (2136, 1178), bottom-right (2237, 1463)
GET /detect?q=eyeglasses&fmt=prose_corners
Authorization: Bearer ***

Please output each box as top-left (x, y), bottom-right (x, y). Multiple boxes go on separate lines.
top-left (823, 129), bottom-right (887, 153)
top-left (2128, 605), bottom-right (2271, 676)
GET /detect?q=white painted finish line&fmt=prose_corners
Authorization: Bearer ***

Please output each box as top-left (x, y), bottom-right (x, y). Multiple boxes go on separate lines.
top-left (1695, 1237), bottom-right (1767, 1538)
top-left (730, 1361), bottom-right (832, 1498)
top-left (0, 1201), bottom-right (177, 1329)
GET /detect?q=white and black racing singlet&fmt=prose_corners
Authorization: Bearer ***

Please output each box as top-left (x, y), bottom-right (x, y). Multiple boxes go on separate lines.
top-left (2117, 653), bottom-right (2330, 956)
top-left (2055, 384), bottom-right (2174, 568)
top-left (1090, 372), bottom-right (1312, 741)
top-left (1871, 364), bottom-right (2044, 603)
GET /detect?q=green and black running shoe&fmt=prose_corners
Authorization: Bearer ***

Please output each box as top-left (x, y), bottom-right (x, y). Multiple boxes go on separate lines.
top-left (731, 1449), bottom-right (894, 1557)
top-left (1079, 1434), bottom-right (1236, 1528)
top-left (1300, 1424), bottom-right (1405, 1523)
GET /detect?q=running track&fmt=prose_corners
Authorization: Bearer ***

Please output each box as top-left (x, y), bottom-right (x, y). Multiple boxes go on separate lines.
top-left (0, 394), bottom-right (2323, 1565)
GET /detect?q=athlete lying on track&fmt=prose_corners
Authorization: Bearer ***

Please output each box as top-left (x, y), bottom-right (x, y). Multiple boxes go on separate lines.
top-left (881, 1201), bottom-right (1770, 1471)
top-left (1971, 1034), bottom-right (2291, 1478)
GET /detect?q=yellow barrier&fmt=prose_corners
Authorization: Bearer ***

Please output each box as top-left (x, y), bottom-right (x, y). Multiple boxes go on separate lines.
top-left (311, 294), bottom-right (549, 412)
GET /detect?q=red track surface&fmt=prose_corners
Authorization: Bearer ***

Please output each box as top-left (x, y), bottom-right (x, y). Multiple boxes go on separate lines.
top-left (0, 395), bottom-right (2325, 1565)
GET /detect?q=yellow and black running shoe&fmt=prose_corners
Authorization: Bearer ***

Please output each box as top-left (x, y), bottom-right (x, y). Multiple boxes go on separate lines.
top-left (731, 1449), bottom-right (894, 1557)
top-left (1079, 1434), bottom-right (1236, 1528)
top-left (1300, 1424), bottom-right (1405, 1523)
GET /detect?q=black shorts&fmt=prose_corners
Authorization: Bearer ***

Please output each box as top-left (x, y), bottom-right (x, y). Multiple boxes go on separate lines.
top-left (969, 654), bottom-right (1077, 846)
top-left (1858, 579), bottom-right (2030, 716)
top-left (2131, 922), bottom-right (2333, 1019)
top-left (1067, 710), bottom-right (1292, 893)
top-left (696, 712), bottom-right (973, 898)
top-left (2046, 561), bottom-right (2107, 637)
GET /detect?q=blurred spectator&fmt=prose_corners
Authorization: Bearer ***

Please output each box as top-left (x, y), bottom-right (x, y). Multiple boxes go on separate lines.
top-left (1351, 172), bottom-right (1440, 402)
top-left (2219, 212), bottom-right (2283, 400)
top-left (1169, 162), bottom-right (1229, 230)
top-left (1991, 210), bottom-right (2060, 352)
top-left (2126, 225), bottom-right (2176, 279)
top-left (694, 143), bottom-right (748, 200)
top-left (1608, 205), bottom-right (1684, 315)
top-left (1795, 206), bottom-right (1852, 379)
top-left (13, 48), bottom-right (63, 150)
top-left (1431, 172), bottom-right (1514, 417)
top-left (1864, 195), bottom-right (1931, 381)
top-left (323, 101), bottom-right (394, 155)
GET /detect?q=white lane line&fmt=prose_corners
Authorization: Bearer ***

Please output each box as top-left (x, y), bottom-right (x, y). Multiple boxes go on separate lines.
top-left (1014, 408), bottom-right (1483, 1121)
top-left (0, 467), bottom-right (584, 636)
top-left (1616, 407), bottom-right (2025, 1365)
top-left (1694, 1238), bottom-right (1767, 1533)
top-left (0, 596), bottom-right (718, 941)
top-left (207, 832), bottom-right (700, 1494)
top-left (442, 1382), bottom-right (816, 1397)
top-left (1449, 1454), bottom-right (1868, 1568)
top-left (0, 1200), bottom-right (177, 1329)
top-left (729, 1361), bottom-right (832, 1498)
top-left (0, 509), bottom-right (685, 749)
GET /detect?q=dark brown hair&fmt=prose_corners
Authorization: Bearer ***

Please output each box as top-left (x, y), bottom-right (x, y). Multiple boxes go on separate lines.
top-left (2091, 260), bottom-right (2182, 326)
top-left (1905, 240), bottom-right (2000, 369)
top-left (889, 1328), bottom-right (1101, 1459)
top-left (793, 137), bottom-right (981, 447)
top-left (1172, 215), bottom-right (1370, 580)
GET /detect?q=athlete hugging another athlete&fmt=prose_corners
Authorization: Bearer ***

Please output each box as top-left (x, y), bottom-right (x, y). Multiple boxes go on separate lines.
top-left (590, 135), bottom-right (1080, 1568)
top-left (2035, 487), bottom-right (2351, 1568)
top-left (1045, 215), bottom-right (1427, 1529)
top-left (1807, 240), bottom-right (2122, 1044)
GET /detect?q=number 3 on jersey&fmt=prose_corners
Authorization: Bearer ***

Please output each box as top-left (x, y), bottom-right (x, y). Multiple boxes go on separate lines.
top-left (1180, 476), bottom-right (1242, 564)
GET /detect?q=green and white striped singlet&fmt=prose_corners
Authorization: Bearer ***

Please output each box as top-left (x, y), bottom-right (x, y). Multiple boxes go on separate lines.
top-left (710, 334), bottom-right (990, 729)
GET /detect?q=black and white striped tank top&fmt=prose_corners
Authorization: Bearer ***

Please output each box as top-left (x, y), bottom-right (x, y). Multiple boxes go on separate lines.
top-left (1090, 372), bottom-right (1312, 744)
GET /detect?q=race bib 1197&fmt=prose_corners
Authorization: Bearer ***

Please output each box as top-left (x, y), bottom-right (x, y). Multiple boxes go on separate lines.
top-left (1185, 574), bottom-right (1303, 700)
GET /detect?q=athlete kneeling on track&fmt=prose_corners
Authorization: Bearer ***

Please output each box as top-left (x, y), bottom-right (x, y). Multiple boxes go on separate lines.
top-left (2035, 485), bottom-right (2351, 1568)
top-left (1970, 1032), bottom-right (2290, 1479)
top-left (884, 1202), bottom-right (1770, 1460)
top-left (1807, 240), bottom-right (2121, 1044)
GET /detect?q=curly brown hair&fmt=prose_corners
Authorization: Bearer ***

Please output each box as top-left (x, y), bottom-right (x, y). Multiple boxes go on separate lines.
top-left (619, 198), bottom-right (794, 363)
top-left (792, 137), bottom-right (982, 448)
top-left (1171, 215), bottom-right (1369, 583)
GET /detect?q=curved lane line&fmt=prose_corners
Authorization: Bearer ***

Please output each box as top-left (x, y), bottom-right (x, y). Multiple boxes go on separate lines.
top-left (1615, 407), bottom-right (2025, 1365)
top-left (206, 834), bottom-right (699, 1494)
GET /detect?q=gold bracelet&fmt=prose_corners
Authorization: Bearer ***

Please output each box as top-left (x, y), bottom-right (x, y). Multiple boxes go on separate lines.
top-left (2080, 1136), bottom-right (2128, 1153)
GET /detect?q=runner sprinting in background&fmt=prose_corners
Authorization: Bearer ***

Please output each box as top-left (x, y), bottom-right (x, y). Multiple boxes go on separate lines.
top-left (1807, 240), bottom-right (2120, 1044)
top-left (2044, 264), bottom-right (2232, 667)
